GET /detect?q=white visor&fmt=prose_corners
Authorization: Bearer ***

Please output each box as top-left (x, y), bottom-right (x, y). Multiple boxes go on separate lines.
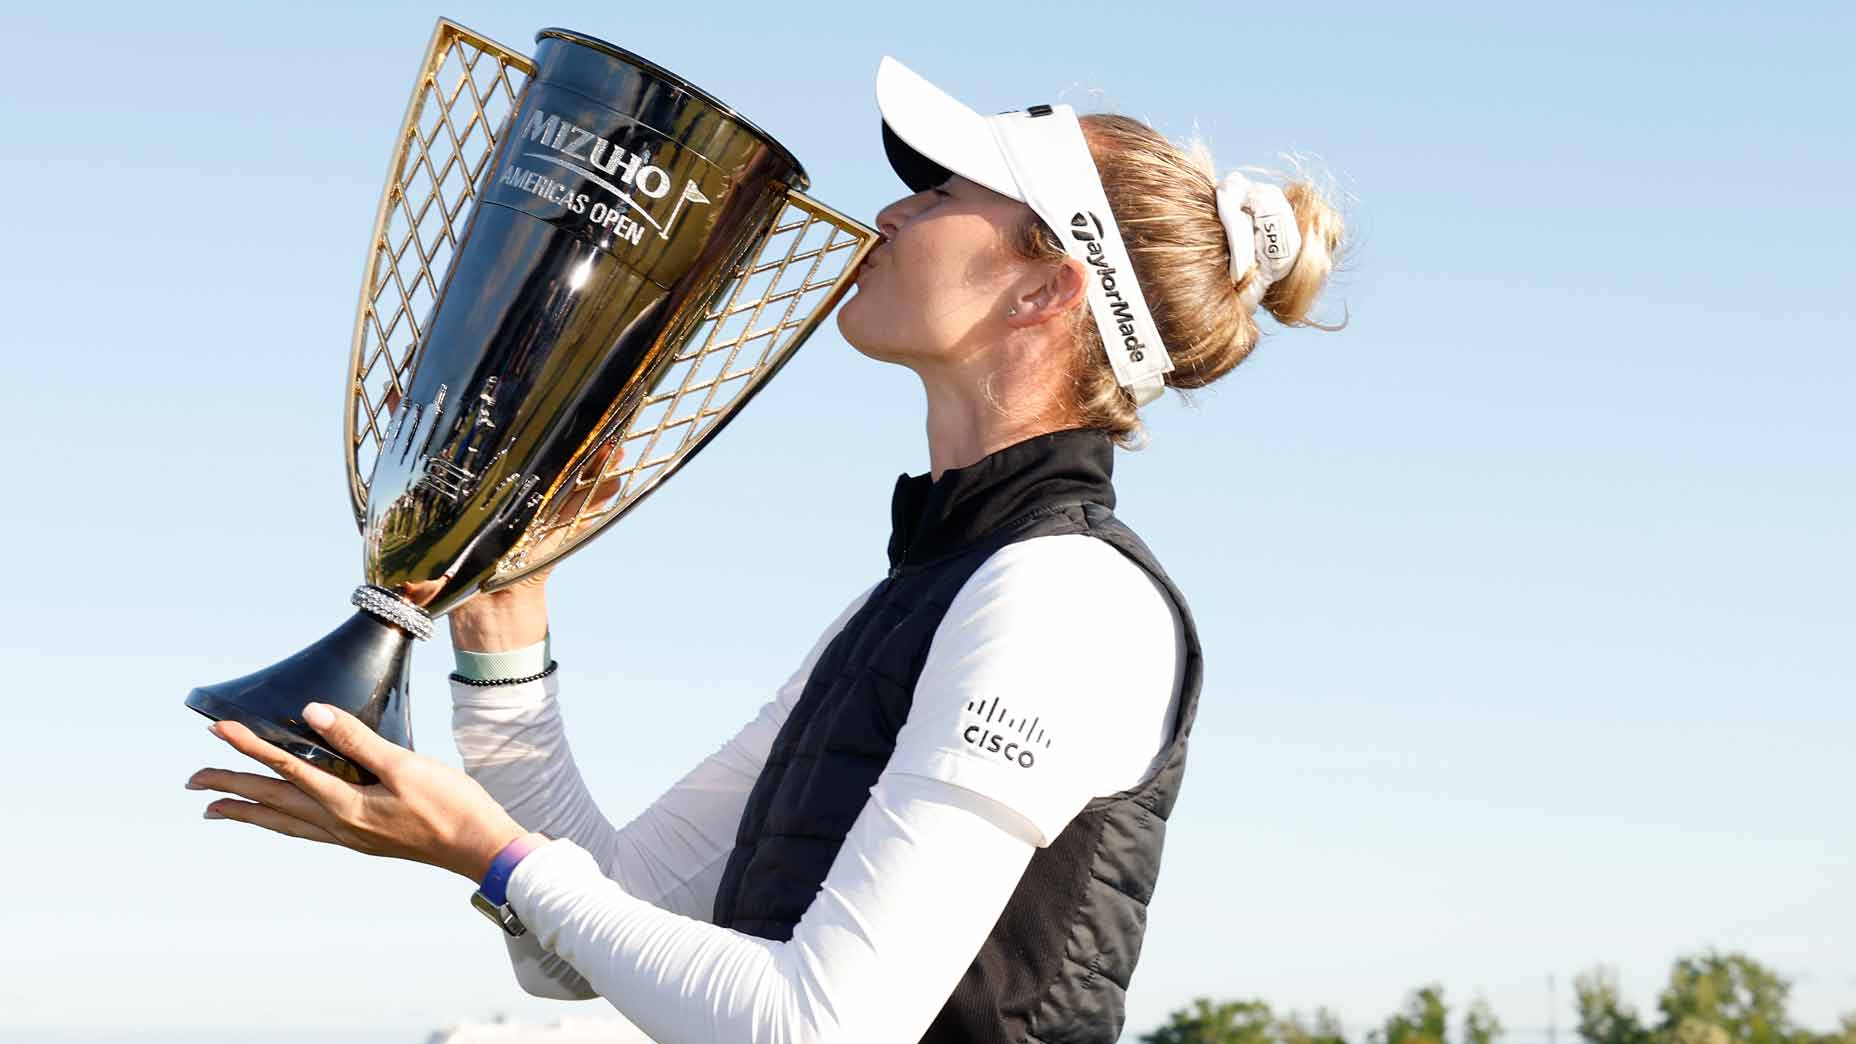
top-left (876, 57), bottom-right (1174, 406)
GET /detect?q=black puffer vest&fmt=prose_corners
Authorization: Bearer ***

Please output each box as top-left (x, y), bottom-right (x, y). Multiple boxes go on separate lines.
top-left (712, 428), bottom-right (1205, 1044)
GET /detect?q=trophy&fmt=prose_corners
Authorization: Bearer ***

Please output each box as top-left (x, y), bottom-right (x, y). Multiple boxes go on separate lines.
top-left (186, 21), bottom-right (878, 784)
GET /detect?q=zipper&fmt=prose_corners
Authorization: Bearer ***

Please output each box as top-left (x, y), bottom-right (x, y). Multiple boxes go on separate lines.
top-left (888, 524), bottom-right (920, 580)
top-left (885, 504), bottom-right (1064, 583)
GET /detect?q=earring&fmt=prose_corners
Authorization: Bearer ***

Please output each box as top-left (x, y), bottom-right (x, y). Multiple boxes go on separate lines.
top-left (1007, 306), bottom-right (1019, 316)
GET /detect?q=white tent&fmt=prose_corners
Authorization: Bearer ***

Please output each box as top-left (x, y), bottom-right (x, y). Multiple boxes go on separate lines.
top-left (424, 1014), bottom-right (655, 1043)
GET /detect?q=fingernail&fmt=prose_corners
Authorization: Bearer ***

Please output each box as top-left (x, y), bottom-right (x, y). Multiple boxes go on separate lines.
top-left (184, 781), bottom-right (205, 791)
top-left (207, 723), bottom-right (221, 738)
top-left (203, 808), bottom-right (225, 820)
top-left (304, 703), bottom-right (334, 729)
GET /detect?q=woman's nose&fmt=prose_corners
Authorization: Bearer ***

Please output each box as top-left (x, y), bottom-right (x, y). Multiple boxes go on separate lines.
top-left (874, 201), bottom-right (906, 239)
top-left (874, 191), bottom-right (929, 239)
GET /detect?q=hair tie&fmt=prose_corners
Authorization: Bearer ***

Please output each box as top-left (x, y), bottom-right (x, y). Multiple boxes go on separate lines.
top-left (1214, 172), bottom-right (1302, 313)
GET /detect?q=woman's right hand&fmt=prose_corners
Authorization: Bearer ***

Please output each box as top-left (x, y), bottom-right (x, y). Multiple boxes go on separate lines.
top-left (372, 386), bottom-right (555, 654)
top-left (447, 568), bottom-right (552, 653)
top-left (445, 435), bottom-right (628, 653)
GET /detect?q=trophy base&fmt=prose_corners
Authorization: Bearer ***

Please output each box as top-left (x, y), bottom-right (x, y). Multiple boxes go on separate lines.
top-left (185, 610), bottom-right (416, 787)
top-left (185, 689), bottom-right (370, 785)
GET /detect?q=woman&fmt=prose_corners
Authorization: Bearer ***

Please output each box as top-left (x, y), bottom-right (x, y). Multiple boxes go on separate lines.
top-left (189, 56), bottom-right (1346, 1044)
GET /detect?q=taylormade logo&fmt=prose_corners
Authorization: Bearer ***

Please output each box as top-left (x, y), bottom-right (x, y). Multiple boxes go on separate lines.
top-left (1070, 211), bottom-right (1147, 364)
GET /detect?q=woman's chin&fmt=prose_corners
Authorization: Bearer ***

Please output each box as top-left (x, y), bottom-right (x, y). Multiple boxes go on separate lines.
top-left (835, 289), bottom-right (920, 366)
top-left (835, 290), bottom-right (882, 358)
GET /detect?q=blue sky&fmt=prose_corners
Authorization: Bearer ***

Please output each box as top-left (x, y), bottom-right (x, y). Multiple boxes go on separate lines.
top-left (0, 1), bottom-right (1849, 1040)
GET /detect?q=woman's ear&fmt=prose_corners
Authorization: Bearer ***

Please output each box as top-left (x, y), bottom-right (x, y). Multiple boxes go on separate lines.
top-left (1006, 257), bottom-right (1088, 330)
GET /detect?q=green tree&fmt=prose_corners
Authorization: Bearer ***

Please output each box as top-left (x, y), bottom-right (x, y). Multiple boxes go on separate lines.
top-left (1576, 965), bottom-right (1656, 1044)
top-left (1141, 998), bottom-right (1279, 1044)
top-left (1655, 951), bottom-right (1793, 1044)
top-left (1138, 953), bottom-right (1850, 1044)
top-left (1374, 985), bottom-right (1450, 1044)
top-left (1280, 1008), bottom-right (1351, 1044)
top-left (1464, 995), bottom-right (1504, 1044)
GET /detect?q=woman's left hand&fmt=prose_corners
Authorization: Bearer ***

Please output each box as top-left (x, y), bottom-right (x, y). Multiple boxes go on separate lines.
top-left (188, 702), bottom-right (529, 883)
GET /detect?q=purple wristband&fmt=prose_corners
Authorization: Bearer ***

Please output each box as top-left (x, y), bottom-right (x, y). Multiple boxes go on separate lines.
top-left (478, 833), bottom-right (549, 907)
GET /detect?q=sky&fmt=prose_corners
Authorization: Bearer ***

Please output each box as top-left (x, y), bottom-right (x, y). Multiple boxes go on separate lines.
top-left (0, 1), bottom-right (1850, 1041)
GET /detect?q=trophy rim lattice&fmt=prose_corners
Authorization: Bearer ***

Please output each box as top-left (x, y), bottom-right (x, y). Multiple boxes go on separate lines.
top-left (342, 18), bottom-right (879, 594)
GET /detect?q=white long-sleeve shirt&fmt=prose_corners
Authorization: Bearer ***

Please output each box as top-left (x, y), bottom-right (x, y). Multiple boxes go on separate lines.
top-left (449, 534), bottom-right (1185, 1044)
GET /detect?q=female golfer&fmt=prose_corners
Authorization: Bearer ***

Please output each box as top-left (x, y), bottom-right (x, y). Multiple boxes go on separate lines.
top-left (189, 56), bottom-right (1345, 1044)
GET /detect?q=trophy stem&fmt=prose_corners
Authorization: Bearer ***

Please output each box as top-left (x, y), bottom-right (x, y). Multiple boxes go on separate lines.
top-left (185, 610), bottom-right (416, 786)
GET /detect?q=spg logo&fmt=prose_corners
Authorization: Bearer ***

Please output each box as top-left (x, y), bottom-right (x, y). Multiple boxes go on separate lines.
top-left (1256, 213), bottom-right (1290, 262)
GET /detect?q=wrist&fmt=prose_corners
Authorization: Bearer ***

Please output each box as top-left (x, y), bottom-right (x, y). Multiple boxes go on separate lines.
top-left (462, 819), bottom-right (540, 885)
top-left (448, 590), bottom-right (549, 652)
top-left (474, 830), bottom-right (551, 902)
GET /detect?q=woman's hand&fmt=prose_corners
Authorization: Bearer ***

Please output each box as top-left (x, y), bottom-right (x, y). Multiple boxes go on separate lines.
top-left (448, 577), bottom-right (551, 652)
top-left (188, 702), bottom-right (531, 883)
top-left (445, 437), bottom-right (628, 653)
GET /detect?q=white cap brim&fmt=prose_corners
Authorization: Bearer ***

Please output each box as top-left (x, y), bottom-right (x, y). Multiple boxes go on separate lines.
top-left (876, 56), bottom-right (1022, 202)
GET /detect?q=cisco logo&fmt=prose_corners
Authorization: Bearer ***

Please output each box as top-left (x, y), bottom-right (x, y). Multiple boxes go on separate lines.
top-left (962, 696), bottom-right (1053, 769)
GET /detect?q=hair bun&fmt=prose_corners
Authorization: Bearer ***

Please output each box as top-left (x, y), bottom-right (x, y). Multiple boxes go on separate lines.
top-left (1006, 115), bottom-right (1349, 444)
top-left (1258, 177), bottom-right (1346, 330)
top-left (1214, 173), bottom-right (1303, 313)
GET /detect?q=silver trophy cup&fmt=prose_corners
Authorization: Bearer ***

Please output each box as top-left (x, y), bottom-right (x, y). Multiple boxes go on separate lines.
top-left (186, 21), bottom-right (877, 784)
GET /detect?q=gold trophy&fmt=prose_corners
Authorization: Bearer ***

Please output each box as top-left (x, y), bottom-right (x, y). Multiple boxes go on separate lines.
top-left (186, 20), bottom-right (878, 784)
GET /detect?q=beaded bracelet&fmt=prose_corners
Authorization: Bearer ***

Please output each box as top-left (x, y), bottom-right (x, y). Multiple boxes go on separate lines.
top-left (449, 660), bottom-right (560, 687)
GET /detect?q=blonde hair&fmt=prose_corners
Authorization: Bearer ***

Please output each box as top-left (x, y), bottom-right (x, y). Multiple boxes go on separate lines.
top-left (1011, 114), bottom-right (1349, 445)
